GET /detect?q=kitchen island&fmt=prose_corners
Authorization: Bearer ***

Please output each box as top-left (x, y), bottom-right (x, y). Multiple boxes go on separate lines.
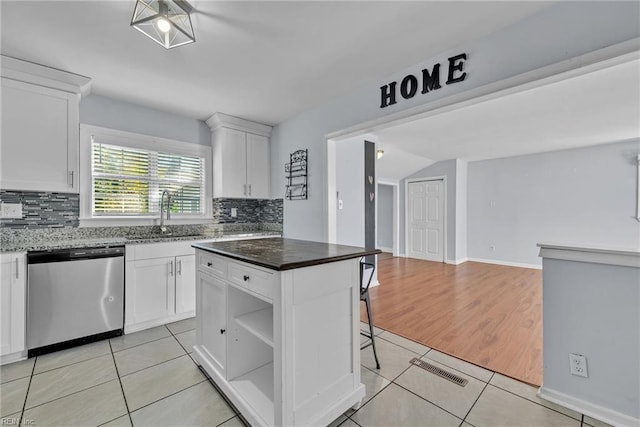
top-left (192, 238), bottom-right (380, 427)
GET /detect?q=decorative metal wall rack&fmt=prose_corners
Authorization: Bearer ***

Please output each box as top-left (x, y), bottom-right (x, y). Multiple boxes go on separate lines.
top-left (285, 149), bottom-right (308, 200)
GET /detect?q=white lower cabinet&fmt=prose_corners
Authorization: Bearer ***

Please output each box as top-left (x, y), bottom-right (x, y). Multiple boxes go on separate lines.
top-left (197, 272), bottom-right (227, 375)
top-left (0, 252), bottom-right (26, 364)
top-left (125, 241), bottom-right (196, 333)
top-left (126, 256), bottom-right (176, 326)
top-left (175, 254), bottom-right (196, 315)
top-left (194, 250), bottom-right (364, 427)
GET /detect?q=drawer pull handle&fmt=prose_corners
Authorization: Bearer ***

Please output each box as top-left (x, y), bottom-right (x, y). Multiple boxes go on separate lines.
top-left (207, 262), bottom-right (212, 267)
top-left (220, 329), bottom-right (226, 334)
top-left (243, 275), bottom-right (250, 281)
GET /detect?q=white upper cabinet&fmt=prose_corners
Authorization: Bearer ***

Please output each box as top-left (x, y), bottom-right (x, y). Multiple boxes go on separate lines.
top-left (0, 56), bottom-right (90, 193)
top-left (246, 133), bottom-right (270, 199)
top-left (213, 127), bottom-right (249, 199)
top-left (207, 113), bottom-right (272, 199)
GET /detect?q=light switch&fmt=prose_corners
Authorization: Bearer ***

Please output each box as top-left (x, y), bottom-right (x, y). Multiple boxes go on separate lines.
top-left (0, 203), bottom-right (22, 218)
top-left (231, 208), bottom-right (237, 218)
top-left (338, 200), bottom-right (343, 210)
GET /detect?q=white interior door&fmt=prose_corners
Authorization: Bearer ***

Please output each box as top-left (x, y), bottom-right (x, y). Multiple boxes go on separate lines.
top-left (407, 180), bottom-right (444, 262)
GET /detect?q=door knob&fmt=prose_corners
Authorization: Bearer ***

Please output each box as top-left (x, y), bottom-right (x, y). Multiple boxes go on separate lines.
top-left (243, 275), bottom-right (250, 281)
top-left (220, 329), bottom-right (226, 334)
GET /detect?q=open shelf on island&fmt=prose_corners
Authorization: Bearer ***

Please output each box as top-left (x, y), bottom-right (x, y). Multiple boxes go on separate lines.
top-left (230, 362), bottom-right (274, 425)
top-left (235, 307), bottom-right (274, 347)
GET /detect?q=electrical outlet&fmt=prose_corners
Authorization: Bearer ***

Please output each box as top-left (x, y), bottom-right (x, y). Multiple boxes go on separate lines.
top-left (489, 245), bottom-right (495, 252)
top-left (338, 200), bottom-right (343, 210)
top-left (569, 353), bottom-right (588, 378)
top-left (0, 203), bottom-right (22, 219)
top-left (231, 208), bottom-right (237, 218)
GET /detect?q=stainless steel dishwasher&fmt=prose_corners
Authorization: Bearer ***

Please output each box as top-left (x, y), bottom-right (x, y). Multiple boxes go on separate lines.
top-left (27, 246), bottom-right (125, 357)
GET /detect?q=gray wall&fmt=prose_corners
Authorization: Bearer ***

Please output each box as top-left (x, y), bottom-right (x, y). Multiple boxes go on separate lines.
top-left (270, 2), bottom-right (640, 242)
top-left (335, 139), bottom-right (364, 247)
top-left (542, 258), bottom-right (640, 420)
top-left (468, 140), bottom-right (640, 266)
top-left (81, 94), bottom-right (210, 146)
top-left (400, 160), bottom-right (458, 261)
top-left (377, 184), bottom-right (393, 250)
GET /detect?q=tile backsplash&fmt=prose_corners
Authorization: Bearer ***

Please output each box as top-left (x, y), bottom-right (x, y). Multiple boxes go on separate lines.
top-left (212, 198), bottom-right (283, 224)
top-left (1, 190), bottom-right (283, 229)
top-left (0, 190), bottom-right (79, 229)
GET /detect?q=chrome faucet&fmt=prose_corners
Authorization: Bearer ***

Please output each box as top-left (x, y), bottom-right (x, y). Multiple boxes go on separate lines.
top-left (160, 190), bottom-right (171, 233)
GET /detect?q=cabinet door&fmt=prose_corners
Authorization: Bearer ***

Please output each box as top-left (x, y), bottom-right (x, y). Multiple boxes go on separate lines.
top-left (0, 254), bottom-right (26, 356)
top-left (125, 257), bottom-right (176, 326)
top-left (246, 133), bottom-right (270, 199)
top-left (197, 272), bottom-right (227, 376)
top-left (175, 255), bottom-right (196, 315)
top-left (1, 78), bottom-right (78, 193)
top-left (213, 127), bottom-right (247, 198)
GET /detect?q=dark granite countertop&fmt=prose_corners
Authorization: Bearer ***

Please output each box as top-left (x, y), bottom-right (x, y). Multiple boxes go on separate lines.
top-left (192, 238), bottom-right (381, 271)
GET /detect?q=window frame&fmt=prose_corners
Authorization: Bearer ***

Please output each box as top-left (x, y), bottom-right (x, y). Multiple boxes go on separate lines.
top-left (79, 124), bottom-right (212, 227)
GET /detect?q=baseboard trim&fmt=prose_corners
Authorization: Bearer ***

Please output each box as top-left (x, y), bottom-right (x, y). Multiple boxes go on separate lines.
top-left (538, 386), bottom-right (639, 427)
top-left (377, 246), bottom-right (393, 254)
top-left (125, 311), bottom-right (195, 334)
top-left (445, 258), bottom-right (468, 265)
top-left (0, 350), bottom-right (27, 366)
top-left (466, 257), bottom-right (542, 270)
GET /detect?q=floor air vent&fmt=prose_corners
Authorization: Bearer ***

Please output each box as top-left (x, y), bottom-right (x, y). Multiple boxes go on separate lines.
top-left (409, 358), bottom-right (468, 387)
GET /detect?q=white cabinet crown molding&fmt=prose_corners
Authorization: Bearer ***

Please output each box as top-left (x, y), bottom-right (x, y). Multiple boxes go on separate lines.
top-left (206, 112), bottom-right (272, 137)
top-left (1, 55), bottom-right (91, 96)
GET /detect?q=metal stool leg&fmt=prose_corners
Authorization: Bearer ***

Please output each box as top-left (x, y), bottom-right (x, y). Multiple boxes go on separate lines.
top-left (363, 291), bottom-right (380, 369)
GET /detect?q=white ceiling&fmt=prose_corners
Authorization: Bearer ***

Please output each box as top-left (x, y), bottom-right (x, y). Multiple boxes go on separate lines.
top-left (371, 59), bottom-right (640, 181)
top-left (0, 1), bottom-right (552, 125)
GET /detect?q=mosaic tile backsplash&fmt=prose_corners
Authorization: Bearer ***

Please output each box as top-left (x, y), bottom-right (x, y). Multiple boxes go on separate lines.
top-left (0, 191), bottom-right (283, 229)
top-left (0, 190), bottom-right (79, 229)
top-left (212, 198), bottom-right (283, 224)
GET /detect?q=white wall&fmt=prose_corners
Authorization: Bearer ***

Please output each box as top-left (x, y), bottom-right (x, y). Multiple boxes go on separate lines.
top-left (81, 94), bottom-right (210, 146)
top-left (468, 140), bottom-right (640, 266)
top-left (270, 2), bottom-right (640, 242)
top-left (377, 184), bottom-right (393, 250)
top-left (335, 139), bottom-right (364, 247)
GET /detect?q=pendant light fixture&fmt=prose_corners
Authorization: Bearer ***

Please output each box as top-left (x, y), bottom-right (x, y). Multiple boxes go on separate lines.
top-left (131, 0), bottom-right (195, 49)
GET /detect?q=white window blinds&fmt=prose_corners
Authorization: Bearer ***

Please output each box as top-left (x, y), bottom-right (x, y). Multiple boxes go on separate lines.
top-left (92, 141), bottom-right (205, 216)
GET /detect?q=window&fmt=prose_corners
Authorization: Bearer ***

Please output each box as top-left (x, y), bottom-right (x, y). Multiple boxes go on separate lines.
top-left (80, 125), bottom-right (211, 223)
top-left (92, 142), bottom-right (205, 216)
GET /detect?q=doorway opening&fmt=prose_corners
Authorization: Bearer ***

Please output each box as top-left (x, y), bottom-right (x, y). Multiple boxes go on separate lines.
top-left (323, 47), bottom-right (638, 386)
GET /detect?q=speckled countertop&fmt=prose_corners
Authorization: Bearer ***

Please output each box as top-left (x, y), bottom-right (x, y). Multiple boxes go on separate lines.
top-left (0, 224), bottom-right (281, 253)
top-left (193, 238), bottom-right (380, 271)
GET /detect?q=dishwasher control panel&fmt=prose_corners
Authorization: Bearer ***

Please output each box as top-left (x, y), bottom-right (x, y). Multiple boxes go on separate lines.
top-left (28, 246), bottom-right (125, 263)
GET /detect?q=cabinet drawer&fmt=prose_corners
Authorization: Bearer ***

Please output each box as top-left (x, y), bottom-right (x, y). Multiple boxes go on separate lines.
top-left (198, 252), bottom-right (226, 278)
top-left (228, 261), bottom-right (274, 301)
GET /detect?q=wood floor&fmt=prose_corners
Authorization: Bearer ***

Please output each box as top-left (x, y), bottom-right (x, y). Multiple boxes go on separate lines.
top-left (361, 253), bottom-right (542, 386)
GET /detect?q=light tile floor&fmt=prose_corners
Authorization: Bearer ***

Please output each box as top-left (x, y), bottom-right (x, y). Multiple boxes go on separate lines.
top-left (0, 319), bottom-right (612, 427)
